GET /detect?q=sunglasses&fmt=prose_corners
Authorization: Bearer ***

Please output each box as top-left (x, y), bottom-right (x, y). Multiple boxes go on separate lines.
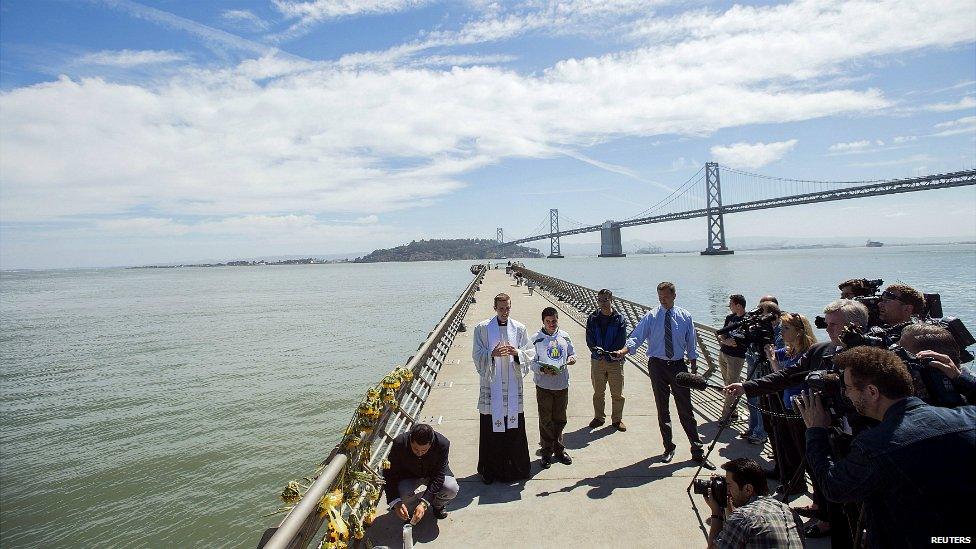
top-left (881, 290), bottom-right (907, 303)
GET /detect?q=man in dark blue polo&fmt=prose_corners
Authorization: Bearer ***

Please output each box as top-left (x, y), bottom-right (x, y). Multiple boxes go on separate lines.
top-left (616, 281), bottom-right (713, 469)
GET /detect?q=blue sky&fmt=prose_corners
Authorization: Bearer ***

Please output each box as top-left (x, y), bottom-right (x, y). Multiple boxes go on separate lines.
top-left (1, 0), bottom-right (974, 268)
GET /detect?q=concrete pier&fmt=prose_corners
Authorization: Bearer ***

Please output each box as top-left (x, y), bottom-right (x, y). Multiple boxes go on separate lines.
top-left (365, 268), bottom-right (821, 548)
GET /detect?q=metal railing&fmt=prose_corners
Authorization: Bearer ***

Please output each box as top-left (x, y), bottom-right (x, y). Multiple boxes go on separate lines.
top-left (260, 265), bottom-right (487, 549)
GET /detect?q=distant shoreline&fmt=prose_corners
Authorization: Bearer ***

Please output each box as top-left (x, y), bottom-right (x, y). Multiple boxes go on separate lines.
top-left (120, 240), bottom-right (976, 269)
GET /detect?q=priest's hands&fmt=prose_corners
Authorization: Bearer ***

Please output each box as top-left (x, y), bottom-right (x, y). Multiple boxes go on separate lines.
top-left (395, 503), bottom-right (410, 521)
top-left (491, 343), bottom-right (518, 357)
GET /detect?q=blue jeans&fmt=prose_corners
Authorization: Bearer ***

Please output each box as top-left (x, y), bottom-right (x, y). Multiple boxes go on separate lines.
top-left (745, 352), bottom-right (767, 438)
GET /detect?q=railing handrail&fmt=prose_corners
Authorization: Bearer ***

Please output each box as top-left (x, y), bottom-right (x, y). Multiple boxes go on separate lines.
top-left (261, 265), bottom-right (487, 549)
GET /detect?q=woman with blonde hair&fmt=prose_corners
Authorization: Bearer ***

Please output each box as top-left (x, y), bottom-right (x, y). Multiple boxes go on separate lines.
top-left (765, 312), bottom-right (830, 537)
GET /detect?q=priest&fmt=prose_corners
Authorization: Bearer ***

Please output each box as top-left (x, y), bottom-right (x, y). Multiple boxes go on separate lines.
top-left (472, 293), bottom-right (536, 483)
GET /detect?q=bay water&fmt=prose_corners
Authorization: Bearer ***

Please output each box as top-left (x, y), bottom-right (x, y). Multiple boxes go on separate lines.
top-left (1, 245), bottom-right (973, 547)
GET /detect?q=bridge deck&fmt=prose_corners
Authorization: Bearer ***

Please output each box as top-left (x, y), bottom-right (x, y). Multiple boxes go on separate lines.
top-left (365, 268), bottom-right (822, 548)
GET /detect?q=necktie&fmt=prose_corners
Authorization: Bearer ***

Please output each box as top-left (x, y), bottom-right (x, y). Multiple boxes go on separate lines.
top-left (665, 308), bottom-right (674, 359)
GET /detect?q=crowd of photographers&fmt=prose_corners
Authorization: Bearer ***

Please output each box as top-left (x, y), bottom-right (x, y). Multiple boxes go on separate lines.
top-left (700, 278), bottom-right (975, 548)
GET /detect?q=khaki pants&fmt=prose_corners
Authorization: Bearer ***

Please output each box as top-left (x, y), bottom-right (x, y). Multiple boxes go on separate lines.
top-left (591, 358), bottom-right (625, 423)
top-left (719, 352), bottom-right (745, 418)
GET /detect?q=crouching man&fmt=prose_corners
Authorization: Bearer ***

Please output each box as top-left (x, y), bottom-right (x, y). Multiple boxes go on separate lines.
top-left (702, 458), bottom-right (804, 548)
top-left (383, 423), bottom-right (459, 523)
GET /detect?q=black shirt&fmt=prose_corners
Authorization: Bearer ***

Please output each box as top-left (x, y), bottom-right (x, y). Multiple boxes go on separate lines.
top-left (720, 313), bottom-right (747, 358)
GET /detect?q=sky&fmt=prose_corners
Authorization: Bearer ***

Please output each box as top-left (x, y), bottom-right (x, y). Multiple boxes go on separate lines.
top-left (0, 0), bottom-right (974, 269)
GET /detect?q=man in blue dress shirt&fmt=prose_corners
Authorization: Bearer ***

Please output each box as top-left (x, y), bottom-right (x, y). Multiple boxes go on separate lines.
top-left (614, 281), bottom-right (714, 469)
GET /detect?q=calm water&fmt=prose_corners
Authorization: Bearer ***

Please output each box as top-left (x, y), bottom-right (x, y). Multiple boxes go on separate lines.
top-left (1, 246), bottom-right (974, 547)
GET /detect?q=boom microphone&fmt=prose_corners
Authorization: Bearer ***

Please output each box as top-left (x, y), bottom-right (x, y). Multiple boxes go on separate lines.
top-left (675, 372), bottom-right (725, 391)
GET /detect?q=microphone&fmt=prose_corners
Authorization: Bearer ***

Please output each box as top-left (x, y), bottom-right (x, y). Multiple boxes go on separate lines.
top-left (675, 372), bottom-right (726, 391)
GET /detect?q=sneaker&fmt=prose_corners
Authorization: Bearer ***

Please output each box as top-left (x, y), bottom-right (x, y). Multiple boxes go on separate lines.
top-left (432, 507), bottom-right (448, 520)
top-left (737, 431), bottom-right (751, 439)
top-left (540, 455), bottom-right (552, 469)
top-left (747, 435), bottom-right (768, 445)
top-left (612, 421), bottom-right (627, 432)
top-left (556, 452), bottom-right (573, 465)
top-left (589, 417), bottom-right (605, 428)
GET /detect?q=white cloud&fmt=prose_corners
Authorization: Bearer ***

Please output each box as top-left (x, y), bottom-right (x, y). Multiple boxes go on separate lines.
top-left (931, 116), bottom-right (976, 137)
top-left (922, 96), bottom-right (976, 112)
top-left (79, 49), bottom-right (186, 67)
top-left (893, 135), bottom-right (918, 143)
top-left (3, 0), bottom-right (973, 229)
top-left (271, 0), bottom-right (430, 41)
top-left (710, 140), bottom-right (798, 169)
top-left (829, 140), bottom-right (872, 153)
top-left (220, 9), bottom-right (270, 32)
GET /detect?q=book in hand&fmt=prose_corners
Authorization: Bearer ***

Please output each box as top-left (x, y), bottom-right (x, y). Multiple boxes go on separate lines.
top-left (538, 342), bottom-right (566, 372)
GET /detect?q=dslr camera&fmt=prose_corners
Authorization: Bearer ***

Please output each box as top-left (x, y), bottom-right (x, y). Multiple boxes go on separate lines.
top-left (802, 361), bottom-right (857, 426)
top-left (692, 475), bottom-right (728, 508)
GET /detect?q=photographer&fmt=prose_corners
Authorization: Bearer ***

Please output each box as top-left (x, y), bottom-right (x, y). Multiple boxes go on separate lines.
top-left (713, 294), bottom-right (748, 425)
top-left (899, 323), bottom-right (976, 403)
top-left (877, 284), bottom-right (925, 342)
top-left (702, 457), bottom-right (804, 549)
top-left (725, 299), bottom-right (869, 544)
top-left (838, 279), bottom-right (875, 300)
top-left (585, 289), bottom-right (629, 430)
top-left (796, 347), bottom-right (976, 548)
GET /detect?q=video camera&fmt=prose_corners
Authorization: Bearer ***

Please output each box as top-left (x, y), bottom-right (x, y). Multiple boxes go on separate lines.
top-left (840, 317), bottom-right (975, 363)
top-left (817, 278), bottom-right (885, 329)
top-left (890, 346), bottom-right (968, 407)
top-left (715, 307), bottom-right (778, 348)
top-left (692, 475), bottom-right (728, 508)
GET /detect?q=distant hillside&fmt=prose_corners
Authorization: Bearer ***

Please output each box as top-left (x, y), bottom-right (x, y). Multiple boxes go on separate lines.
top-left (354, 238), bottom-right (543, 263)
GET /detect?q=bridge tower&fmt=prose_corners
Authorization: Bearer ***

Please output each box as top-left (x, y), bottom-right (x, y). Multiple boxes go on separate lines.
top-left (548, 209), bottom-right (564, 258)
top-left (496, 227), bottom-right (505, 256)
top-left (598, 221), bottom-right (625, 257)
top-left (701, 162), bottom-right (734, 256)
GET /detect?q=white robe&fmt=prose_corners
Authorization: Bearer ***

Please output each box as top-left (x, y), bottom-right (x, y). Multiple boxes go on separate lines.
top-left (472, 316), bottom-right (534, 431)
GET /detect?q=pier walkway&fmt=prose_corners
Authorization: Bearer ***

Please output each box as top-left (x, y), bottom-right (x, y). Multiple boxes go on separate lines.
top-left (365, 267), bottom-right (820, 548)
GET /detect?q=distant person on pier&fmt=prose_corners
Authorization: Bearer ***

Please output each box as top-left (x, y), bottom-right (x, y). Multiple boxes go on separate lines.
top-left (585, 289), bottom-right (630, 431)
top-left (472, 293), bottom-right (536, 483)
top-left (530, 307), bottom-right (577, 468)
top-left (383, 423), bottom-right (458, 522)
top-left (615, 281), bottom-right (714, 469)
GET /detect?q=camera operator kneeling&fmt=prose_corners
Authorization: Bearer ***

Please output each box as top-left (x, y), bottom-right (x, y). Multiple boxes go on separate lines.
top-left (796, 347), bottom-right (976, 548)
top-left (700, 457), bottom-right (804, 548)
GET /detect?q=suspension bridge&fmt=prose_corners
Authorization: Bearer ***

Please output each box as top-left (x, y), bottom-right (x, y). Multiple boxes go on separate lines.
top-left (494, 163), bottom-right (976, 257)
